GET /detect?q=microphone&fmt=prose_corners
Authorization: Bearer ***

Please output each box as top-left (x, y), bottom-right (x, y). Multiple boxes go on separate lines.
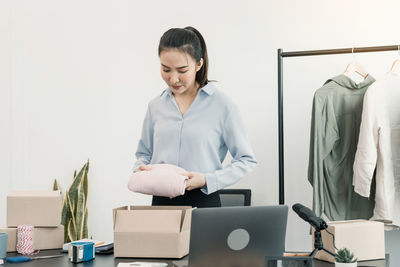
top-left (292, 203), bottom-right (327, 231)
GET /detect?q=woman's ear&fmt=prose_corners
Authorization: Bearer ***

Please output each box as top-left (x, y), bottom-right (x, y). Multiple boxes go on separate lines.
top-left (195, 58), bottom-right (204, 72)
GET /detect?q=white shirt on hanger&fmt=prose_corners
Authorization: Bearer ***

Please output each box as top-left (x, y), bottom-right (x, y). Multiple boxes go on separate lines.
top-left (353, 72), bottom-right (400, 228)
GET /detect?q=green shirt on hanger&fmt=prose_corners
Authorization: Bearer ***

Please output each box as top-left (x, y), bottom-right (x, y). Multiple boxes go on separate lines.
top-left (308, 74), bottom-right (376, 221)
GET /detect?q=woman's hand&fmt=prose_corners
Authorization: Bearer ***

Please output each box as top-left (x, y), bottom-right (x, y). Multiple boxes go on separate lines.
top-left (134, 165), bottom-right (151, 173)
top-left (183, 171), bottom-right (206, 191)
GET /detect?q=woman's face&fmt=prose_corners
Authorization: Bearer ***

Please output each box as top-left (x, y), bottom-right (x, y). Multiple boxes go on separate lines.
top-left (160, 48), bottom-right (203, 96)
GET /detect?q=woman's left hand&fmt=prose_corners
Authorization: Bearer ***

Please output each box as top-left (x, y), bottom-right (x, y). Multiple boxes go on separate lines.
top-left (182, 171), bottom-right (206, 191)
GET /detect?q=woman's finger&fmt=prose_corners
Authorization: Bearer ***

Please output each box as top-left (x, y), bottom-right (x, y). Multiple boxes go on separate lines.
top-left (185, 180), bottom-right (192, 190)
top-left (181, 171), bottom-right (190, 177)
top-left (140, 165), bottom-right (150, 171)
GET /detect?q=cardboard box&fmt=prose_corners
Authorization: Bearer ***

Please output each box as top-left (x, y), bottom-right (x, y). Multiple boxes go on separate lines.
top-left (312, 220), bottom-right (385, 262)
top-left (0, 225), bottom-right (64, 252)
top-left (7, 191), bottom-right (62, 227)
top-left (113, 206), bottom-right (194, 258)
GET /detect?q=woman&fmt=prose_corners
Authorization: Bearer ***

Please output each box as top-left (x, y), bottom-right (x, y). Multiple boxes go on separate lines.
top-left (133, 26), bottom-right (257, 207)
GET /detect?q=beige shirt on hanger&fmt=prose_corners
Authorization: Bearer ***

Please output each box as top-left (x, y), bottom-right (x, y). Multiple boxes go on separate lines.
top-left (353, 72), bottom-right (400, 228)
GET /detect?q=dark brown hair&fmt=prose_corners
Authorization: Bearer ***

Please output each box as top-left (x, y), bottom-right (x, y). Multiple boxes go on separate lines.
top-left (158, 26), bottom-right (209, 89)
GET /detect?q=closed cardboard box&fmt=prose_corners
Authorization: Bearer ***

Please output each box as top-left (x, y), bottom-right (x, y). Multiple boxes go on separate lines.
top-left (312, 220), bottom-right (385, 262)
top-left (7, 191), bottom-right (62, 227)
top-left (113, 206), bottom-right (194, 258)
top-left (0, 225), bottom-right (64, 252)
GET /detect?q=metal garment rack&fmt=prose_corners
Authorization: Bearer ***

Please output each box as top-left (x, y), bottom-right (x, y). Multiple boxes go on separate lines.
top-left (277, 44), bottom-right (400, 205)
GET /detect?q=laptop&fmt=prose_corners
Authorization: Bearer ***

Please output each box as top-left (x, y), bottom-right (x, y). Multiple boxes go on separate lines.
top-left (188, 205), bottom-right (288, 267)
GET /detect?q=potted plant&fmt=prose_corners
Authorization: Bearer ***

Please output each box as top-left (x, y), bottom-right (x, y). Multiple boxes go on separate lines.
top-left (335, 248), bottom-right (358, 267)
top-left (53, 160), bottom-right (90, 243)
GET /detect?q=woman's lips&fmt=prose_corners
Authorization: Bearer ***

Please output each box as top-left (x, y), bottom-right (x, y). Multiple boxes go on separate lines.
top-left (172, 85), bottom-right (182, 90)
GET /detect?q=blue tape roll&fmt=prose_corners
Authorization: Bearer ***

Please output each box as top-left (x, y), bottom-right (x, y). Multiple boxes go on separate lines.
top-left (70, 241), bottom-right (95, 263)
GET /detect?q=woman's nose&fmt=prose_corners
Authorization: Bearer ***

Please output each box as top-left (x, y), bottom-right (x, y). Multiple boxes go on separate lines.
top-left (170, 74), bottom-right (180, 84)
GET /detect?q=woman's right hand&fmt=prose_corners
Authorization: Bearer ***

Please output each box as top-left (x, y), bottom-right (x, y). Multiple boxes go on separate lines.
top-left (134, 165), bottom-right (151, 172)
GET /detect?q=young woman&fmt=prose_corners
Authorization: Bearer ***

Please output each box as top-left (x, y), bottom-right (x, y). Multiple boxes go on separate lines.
top-left (133, 26), bottom-right (257, 207)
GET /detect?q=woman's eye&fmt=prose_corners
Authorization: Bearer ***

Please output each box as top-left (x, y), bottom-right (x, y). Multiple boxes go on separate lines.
top-left (179, 70), bottom-right (188, 74)
top-left (163, 69), bottom-right (170, 73)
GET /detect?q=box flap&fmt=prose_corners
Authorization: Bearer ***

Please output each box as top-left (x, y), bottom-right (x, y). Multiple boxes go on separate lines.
top-left (181, 207), bottom-right (195, 231)
top-left (126, 206), bottom-right (193, 232)
top-left (113, 206), bottom-right (128, 229)
top-left (8, 191), bottom-right (61, 197)
top-left (115, 209), bottom-right (182, 233)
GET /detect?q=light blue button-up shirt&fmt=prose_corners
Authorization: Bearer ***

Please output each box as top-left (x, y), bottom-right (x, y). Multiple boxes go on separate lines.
top-left (133, 82), bottom-right (257, 194)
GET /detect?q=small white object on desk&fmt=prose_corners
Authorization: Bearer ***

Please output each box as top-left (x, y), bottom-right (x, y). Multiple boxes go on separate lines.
top-left (63, 239), bottom-right (111, 251)
top-left (0, 259), bottom-right (3, 265)
top-left (117, 262), bottom-right (168, 267)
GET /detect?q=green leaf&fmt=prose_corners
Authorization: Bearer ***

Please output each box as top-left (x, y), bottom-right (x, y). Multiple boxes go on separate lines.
top-left (66, 192), bottom-right (77, 235)
top-left (60, 161), bottom-right (89, 242)
top-left (82, 160), bottom-right (89, 207)
top-left (64, 220), bottom-right (69, 243)
top-left (75, 191), bottom-right (85, 239)
top-left (67, 165), bottom-right (86, 221)
top-left (335, 248), bottom-right (357, 263)
top-left (67, 219), bottom-right (77, 242)
top-left (61, 190), bottom-right (70, 225)
top-left (82, 207), bottom-right (88, 239)
top-left (53, 179), bottom-right (60, 191)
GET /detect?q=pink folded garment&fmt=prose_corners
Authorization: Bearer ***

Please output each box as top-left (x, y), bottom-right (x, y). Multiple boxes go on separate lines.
top-left (128, 164), bottom-right (188, 198)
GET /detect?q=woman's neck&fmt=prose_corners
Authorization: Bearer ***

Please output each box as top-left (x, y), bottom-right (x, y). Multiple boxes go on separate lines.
top-left (172, 82), bottom-right (200, 115)
top-left (174, 82), bottom-right (199, 99)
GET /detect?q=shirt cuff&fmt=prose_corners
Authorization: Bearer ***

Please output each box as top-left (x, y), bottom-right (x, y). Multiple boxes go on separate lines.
top-left (353, 176), bottom-right (372, 198)
top-left (201, 173), bottom-right (218, 195)
top-left (353, 162), bottom-right (375, 198)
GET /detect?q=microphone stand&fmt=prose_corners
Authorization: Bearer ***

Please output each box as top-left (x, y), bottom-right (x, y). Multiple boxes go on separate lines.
top-left (291, 204), bottom-right (336, 260)
top-left (309, 227), bottom-right (336, 258)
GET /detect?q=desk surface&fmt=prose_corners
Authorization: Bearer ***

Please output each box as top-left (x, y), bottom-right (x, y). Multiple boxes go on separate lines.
top-left (4, 250), bottom-right (187, 267)
top-left (4, 250), bottom-right (388, 267)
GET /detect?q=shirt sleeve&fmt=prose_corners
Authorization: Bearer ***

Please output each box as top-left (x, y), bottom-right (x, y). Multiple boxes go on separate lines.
top-left (353, 89), bottom-right (379, 197)
top-left (201, 104), bottom-right (257, 194)
top-left (133, 105), bottom-right (154, 172)
top-left (307, 93), bottom-right (339, 218)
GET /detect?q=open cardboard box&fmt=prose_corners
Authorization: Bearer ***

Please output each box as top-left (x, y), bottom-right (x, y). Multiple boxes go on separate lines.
top-left (312, 219), bottom-right (385, 262)
top-left (113, 206), bottom-right (195, 258)
top-left (7, 191), bottom-right (62, 227)
top-left (0, 225), bottom-right (64, 252)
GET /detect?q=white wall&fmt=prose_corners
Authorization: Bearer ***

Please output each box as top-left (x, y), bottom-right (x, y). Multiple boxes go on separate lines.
top-left (1, 0), bottom-right (400, 262)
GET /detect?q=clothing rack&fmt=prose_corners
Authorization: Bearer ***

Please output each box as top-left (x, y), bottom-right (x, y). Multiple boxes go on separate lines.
top-left (277, 44), bottom-right (400, 205)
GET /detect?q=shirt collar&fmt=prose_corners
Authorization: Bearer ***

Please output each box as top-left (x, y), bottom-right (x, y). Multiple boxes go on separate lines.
top-left (326, 74), bottom-right (375, 90)
top-left (200, 82), bottom-right (216, 95)
top-left (160, 88), bottom-right (172, 97)
top-left (159, 82), bottom-right (217, 97)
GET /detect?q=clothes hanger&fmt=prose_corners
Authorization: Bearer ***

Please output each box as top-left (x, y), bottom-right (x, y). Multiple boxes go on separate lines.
top-left (389, 45), bottom-right (400, 74)
top-left (343, 47), bottom-right (368, 78)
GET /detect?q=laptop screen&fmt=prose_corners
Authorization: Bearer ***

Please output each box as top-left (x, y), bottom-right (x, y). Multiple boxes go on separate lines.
top-left (189, 205), bottom-right (288, 267)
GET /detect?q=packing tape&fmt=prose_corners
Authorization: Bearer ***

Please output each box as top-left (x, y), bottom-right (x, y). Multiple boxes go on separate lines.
top-left (16, 225), bottom-right (39, 255)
